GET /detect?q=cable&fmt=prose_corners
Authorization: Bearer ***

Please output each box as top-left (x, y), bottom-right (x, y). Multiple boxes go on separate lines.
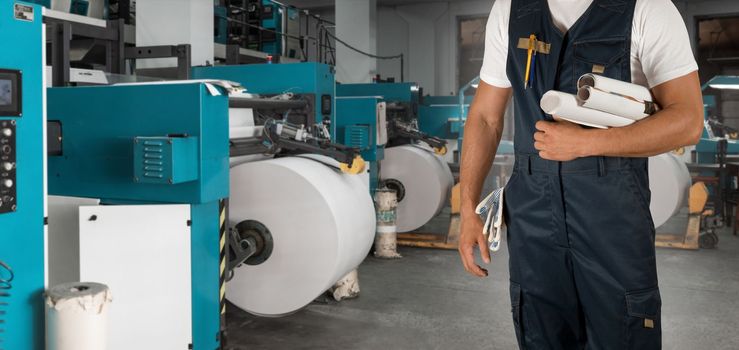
top-left (321, 26), bottom-right (405, 82)
top-left (323, 29), bottom-right (402, 60)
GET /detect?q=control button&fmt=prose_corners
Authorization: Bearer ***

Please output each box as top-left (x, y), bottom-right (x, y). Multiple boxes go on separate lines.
top-left (1, 162), bottom-right (13, 171)
top-left (1, 145), bottom-right (10, 154)
top-left (1, 128), bottom-right (11, 137)
top-left (2, 179), bottom-right (12, 188)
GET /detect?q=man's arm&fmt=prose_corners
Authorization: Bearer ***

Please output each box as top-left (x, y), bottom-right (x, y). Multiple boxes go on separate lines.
top-left (533, 71), bottom-right (704, 161)
top-left (458, 81), bottom-right (512, 278)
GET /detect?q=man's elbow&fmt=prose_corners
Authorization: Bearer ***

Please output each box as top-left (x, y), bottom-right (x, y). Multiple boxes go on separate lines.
top-left (684, 109), bottom-right (704, 146)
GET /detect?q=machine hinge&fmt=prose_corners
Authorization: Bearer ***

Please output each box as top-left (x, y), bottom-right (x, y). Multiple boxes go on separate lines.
top-left (186, 220), bottom-right (192, 227)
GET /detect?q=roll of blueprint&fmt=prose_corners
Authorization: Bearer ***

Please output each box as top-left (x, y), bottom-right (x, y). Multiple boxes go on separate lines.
top-left (540, 91), bottom-right (635, 128)
top-left (649, 153), bottom-right (691, 228)
top-left (577, 73), bottom-right (653, 102)
top-left (46, 282), bottom-right (112, 350)
top-left (577, 86), bottom-right (651, 121)
top-left (227, 156), bottom-right (375, 316)
top-left (380, 145), bottom-right (454, 232)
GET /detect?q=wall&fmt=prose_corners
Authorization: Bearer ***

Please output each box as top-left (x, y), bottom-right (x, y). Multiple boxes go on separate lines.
top-left (376, 0), bottom-right (493, 96)
top-left (673, 0), bottom-right (739, 54)
top-left (336, 0), bottom-right (378, 83)
top-left (673, 0), bottom-right (739, 128)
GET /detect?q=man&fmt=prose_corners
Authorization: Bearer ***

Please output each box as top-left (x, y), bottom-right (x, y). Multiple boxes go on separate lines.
top-left (458, 0), bottom-right (703, 348)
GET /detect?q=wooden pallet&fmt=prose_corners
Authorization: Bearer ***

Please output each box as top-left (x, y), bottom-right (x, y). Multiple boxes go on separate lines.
top-left (655, 182), bottom-right (708, 250)
top-left (397, 184), bottom-right (461, 250)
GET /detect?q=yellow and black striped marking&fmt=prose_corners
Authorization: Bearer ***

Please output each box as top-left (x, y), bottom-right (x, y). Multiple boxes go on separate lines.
top-left (219, 199), bottom-right (227, 317)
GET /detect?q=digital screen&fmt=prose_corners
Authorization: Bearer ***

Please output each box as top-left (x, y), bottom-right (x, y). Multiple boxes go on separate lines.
top-left (0, 70), bottom-right (20, 117)
top-left (0, 80), bottom-right (11, 106)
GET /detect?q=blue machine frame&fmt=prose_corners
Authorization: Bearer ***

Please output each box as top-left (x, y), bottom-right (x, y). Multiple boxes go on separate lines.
top-left (192, 62), bottom-right (336, 127)
top-left (337, 82), bottom-right (421, 119)
top-left (335, 96), bottom-right (385, 192)
top-left (0, 3), bottom-right (46, 349)
top-left (47, 82), bottom-right (230, 349)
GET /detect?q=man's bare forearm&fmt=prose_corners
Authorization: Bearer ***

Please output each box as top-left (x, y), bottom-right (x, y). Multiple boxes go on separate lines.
top-left (584, 104), bottom-right (703, 158)
top-left (584, 72), bottom-right (704, 158)
top-left (460, 112), bottom-right (503, 218)
top-left (460, 84), bottom-right (512, 220)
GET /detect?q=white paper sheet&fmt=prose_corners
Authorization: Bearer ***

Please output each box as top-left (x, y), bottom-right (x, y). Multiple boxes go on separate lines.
top-left (540, 91), bottom-right (635, 128)
top-left (577, 73), bottom-right (653, 102)
top-left (577, 86), bottom-right (649, 121)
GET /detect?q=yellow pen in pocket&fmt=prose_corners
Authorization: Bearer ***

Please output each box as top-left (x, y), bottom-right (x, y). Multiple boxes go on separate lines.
top-left (524, 34), bottom-right (536, 89)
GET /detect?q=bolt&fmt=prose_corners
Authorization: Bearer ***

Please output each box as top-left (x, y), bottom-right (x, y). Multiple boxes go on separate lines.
top-left (11, 205), bottom-right (16, 211)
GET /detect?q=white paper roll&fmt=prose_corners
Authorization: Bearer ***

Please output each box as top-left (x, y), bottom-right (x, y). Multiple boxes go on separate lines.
top-left (540, 91), bottom-right (635, 128)
top-left (227, 156), bottom-right (375, 316)
top-left (577, 73), bottom-right (653, 102)
top-left (46, 282), bottom-right (112, 350)
top-left (380, 145), bottom-right (454, 232)
top-left (649, 153), bottom-right (691, 228)
top-left (577, 86), bottom-right (649, 121)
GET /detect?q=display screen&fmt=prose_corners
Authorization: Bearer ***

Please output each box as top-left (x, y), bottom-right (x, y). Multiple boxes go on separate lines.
top-left (0, 70), bottom-right (20, 117)
top-left (0, 80), bottom-right (11, 106)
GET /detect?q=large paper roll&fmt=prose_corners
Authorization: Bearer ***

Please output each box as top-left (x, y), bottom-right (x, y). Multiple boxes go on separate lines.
top-left (227, 156), bottom-right (375, 316)
top-left (46, 282), bottom-right (112, 350)
top-left (540, 91), bottom-right (634, 128)
top-left (577, 86), bottom-right (649, 121)
top-left (380, 145), bottom-right (454, 232)
top-left (577, 73), bottom-right (653, 102)
top-left (649, 153), bottom-right (691, 228)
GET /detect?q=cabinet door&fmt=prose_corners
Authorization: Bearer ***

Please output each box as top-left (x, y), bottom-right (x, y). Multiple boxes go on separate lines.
top-left (79, 204), bottom-right (192, 350)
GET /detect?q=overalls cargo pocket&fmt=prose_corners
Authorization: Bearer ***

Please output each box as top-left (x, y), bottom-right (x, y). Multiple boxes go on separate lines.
top-left (625, 287), bottom-right (662, 349)
top-left (573, 37), bottom-right (627, 82)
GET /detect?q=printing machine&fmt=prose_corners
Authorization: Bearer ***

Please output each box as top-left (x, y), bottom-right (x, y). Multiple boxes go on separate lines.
top-left (26, 0), bottom-right (106, 19)
top-left (0, 3), bottom-right (46, 349)
top-left (696, 76), bottom-right (739, 164)
top-left (192, 62), bottom-right (364, 168)
top-left (334, 96), bottom-right (388, 193)
top-left (44, 75), bottom-right (361, 348)
top-left (336, 82), bottom-right (448, 155)
top-left (214, 0), bottom-right (307, 62)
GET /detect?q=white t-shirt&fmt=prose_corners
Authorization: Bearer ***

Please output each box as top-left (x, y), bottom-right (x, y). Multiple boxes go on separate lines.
top-left (480, 0), bottom-right (698, 89)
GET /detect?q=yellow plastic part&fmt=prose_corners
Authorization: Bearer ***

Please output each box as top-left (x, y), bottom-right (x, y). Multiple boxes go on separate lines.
top-left (434, 146), bottom-right (448, 156)
top-left (339, 155), bottom-right (366, 175)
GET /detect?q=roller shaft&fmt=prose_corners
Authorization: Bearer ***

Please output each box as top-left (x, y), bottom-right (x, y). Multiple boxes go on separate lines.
top-left (229, 98), bottom-right (308, 110)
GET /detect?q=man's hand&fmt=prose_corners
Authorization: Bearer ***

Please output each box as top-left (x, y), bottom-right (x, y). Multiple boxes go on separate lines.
top-left (534, 119), bottom-right (591, 161)
top-left (458, 214), bottom-right (490, 277)
top-left (459, 81), bottom-right (510, 278)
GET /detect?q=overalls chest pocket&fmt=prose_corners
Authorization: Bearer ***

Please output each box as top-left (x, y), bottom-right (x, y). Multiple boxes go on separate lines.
top-left (572, 37), bottom-right (628, 83)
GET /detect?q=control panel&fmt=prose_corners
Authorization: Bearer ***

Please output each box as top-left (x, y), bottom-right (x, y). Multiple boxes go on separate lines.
top-left (0, 120), bottom-right (16, 214)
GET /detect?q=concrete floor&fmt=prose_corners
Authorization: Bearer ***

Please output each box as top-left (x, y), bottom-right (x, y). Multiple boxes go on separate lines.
top-left (226, 225), bottom-right (739, 350)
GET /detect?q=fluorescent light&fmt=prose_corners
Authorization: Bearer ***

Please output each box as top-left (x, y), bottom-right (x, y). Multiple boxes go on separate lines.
top-left (709, 84), bottom-right (739, 90)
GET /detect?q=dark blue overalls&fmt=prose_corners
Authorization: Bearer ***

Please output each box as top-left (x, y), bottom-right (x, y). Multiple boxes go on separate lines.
top-left (503, 0), bottom-right (661, 348)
